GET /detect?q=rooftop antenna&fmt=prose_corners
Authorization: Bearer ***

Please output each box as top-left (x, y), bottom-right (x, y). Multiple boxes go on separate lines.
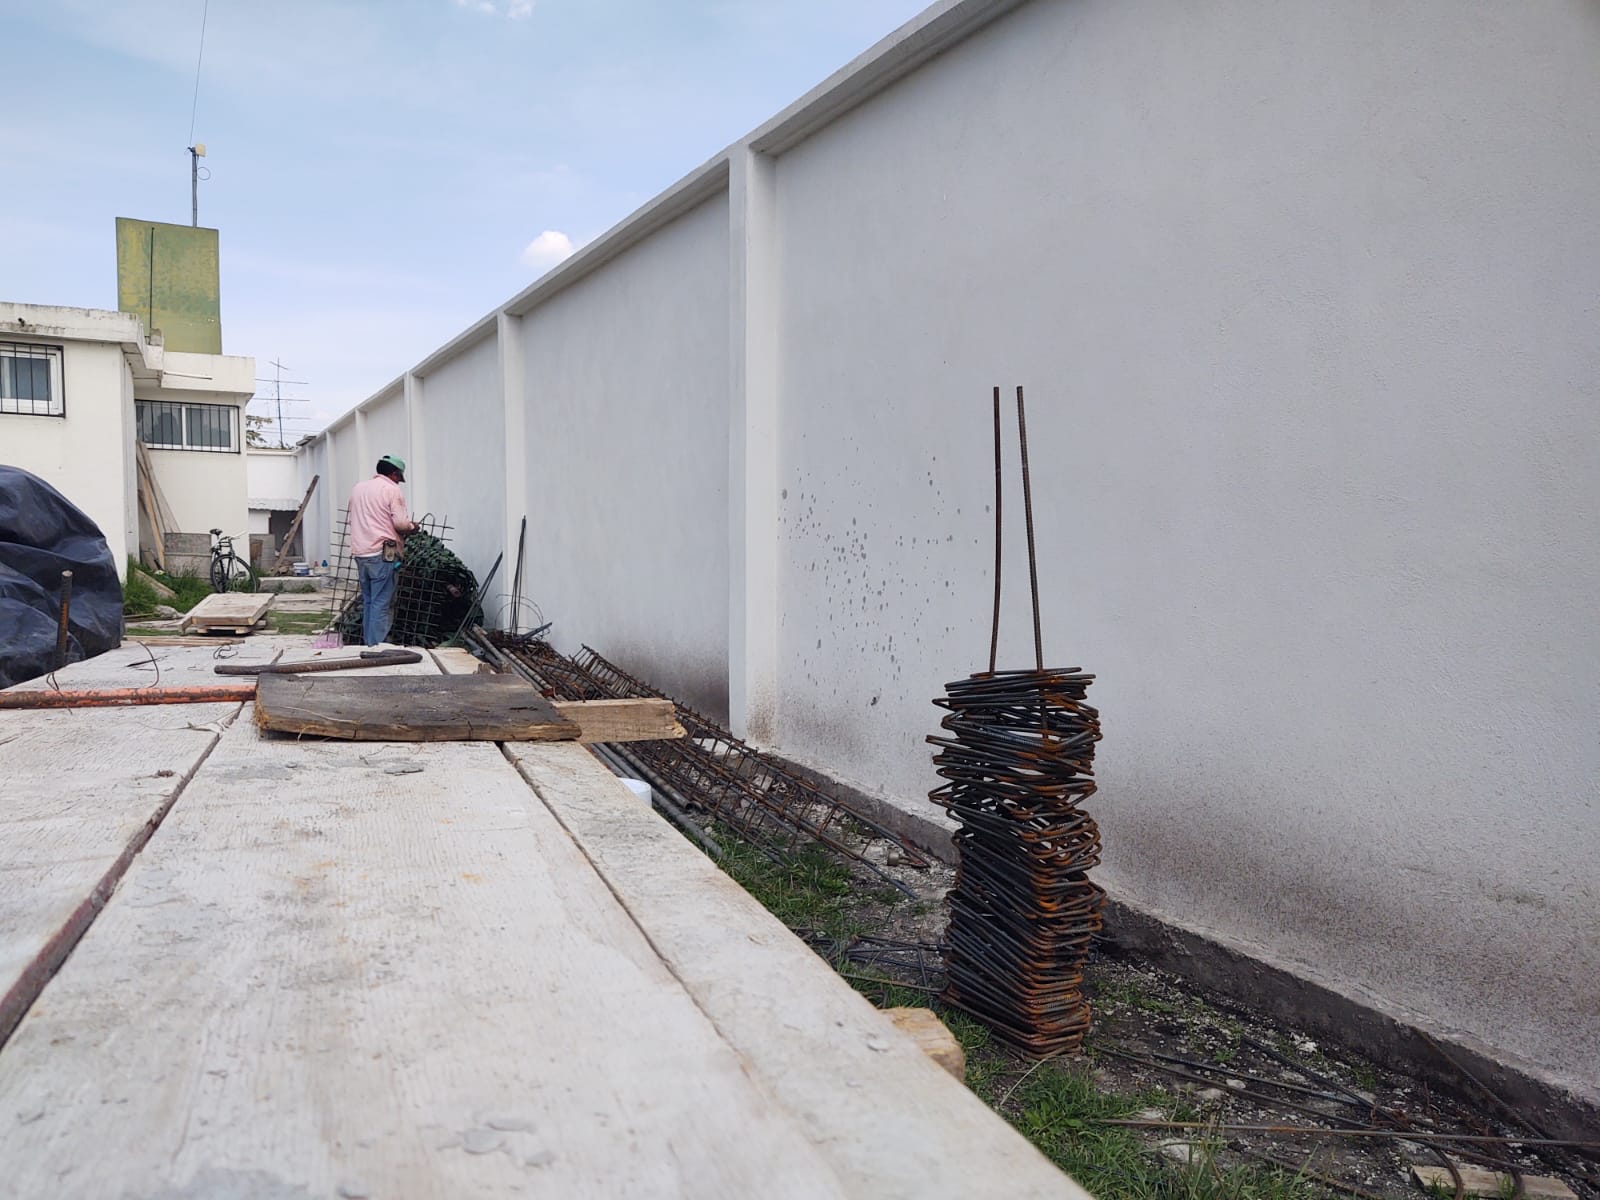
top-left (256, 360), bottom-right (309, 448)
top-left (186, 0), bottom-right (209, 226)
top-left (187, 143), bottom-right (207, 226)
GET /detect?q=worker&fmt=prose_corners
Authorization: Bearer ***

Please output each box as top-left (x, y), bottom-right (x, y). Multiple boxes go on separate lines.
top-left (347, 455), bottom-right (419, 646)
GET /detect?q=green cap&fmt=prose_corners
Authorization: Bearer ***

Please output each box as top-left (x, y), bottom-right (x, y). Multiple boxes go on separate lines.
top-left (378, 454), bottom-right (406, 479)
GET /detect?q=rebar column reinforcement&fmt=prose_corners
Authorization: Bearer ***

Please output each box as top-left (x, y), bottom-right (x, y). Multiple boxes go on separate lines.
top-left (927, 385), bottom-right (1105, 1057)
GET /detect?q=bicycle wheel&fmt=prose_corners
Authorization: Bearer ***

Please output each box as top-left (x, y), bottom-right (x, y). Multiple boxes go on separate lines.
top-left (233, 556), bottom-right (260, 593)
top-left (210, 554), bottom-right (229, 593)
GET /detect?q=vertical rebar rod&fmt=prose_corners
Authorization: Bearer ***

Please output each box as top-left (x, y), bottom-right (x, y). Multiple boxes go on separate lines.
top-left (989, 386), bottom-right (1003, 676)
top-left (56, 571), bottom-right (73, 670)
top-left (1016, 386), bottom-right (1043, 673)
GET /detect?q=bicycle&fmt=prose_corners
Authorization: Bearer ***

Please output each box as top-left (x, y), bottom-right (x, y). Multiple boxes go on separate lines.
top-left (209, 528), bottom-right (258, 594)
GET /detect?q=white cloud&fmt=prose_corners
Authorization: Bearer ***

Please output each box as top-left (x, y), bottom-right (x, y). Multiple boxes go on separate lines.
top-left (520, 230), bottom-right (575, 270)
top-left (454, 0), bottom-right (534, 17)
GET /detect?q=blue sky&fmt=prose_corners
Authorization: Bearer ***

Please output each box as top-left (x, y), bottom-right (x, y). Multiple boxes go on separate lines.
top-left (2, 0), bottom-right (930, 441)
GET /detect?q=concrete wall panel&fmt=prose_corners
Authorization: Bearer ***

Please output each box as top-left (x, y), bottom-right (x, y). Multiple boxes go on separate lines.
top-left (769, 0), bottom-right (1600, 1099)
top-left (517, 196), bottom-right (731, 717)
top-left (362, 390), bottom-right (409, 475)
top-left (417, 334), bottom-right (505, 588)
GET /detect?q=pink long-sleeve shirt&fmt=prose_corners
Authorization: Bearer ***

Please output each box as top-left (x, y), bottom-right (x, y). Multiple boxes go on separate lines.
top-left (347, 474), bottom-right (412, 557)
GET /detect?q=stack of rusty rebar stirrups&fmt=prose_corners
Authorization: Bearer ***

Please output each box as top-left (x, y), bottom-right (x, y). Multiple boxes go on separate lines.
top-left (928, 386), bottom-right (1104, 1055)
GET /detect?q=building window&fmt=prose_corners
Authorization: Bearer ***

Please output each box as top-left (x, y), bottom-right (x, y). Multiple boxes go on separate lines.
top-left (0, 342), bottom-right (65, 417)
top-left (136, 399), bottom-right (240, 453)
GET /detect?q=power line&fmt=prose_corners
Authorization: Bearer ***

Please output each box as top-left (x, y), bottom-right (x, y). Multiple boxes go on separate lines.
top-left (187, 0), bottom-right (209, 146)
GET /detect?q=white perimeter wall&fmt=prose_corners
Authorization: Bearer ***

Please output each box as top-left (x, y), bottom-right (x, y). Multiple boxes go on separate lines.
top-left (362, 388), bottom-right (409, 477)
top-left (301, 436), bottom-right (331, 567)
top-left (417, 333), bottom-right (504, 590)
top-left (246, 449), bottom-right (299, 505)
top-left (328, 420), bottom-right (362, 552)
top-left (296, 0), bottom-right (1600, 1103)
top-left (518, 195), bottom-right (731, 716)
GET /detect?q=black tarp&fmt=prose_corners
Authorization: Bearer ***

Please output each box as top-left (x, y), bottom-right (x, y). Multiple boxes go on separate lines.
top-left (0, 466), bottom-right (122, 688)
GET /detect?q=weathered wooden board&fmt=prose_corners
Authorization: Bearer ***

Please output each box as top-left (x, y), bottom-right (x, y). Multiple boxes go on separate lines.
top-left (429, 647), bottom-right (492, 675)
top-left (0, 643), bottom-right (275, 1045)
top-left (181, 591), bottom-right (272, 631)
top-left (553, 697), bottom-right (685, 743)
top-left (0, 721), bottom-right (846, 1198)
top-left (506, 741), bottom-right (1087, 1199)
top-left (428, 649), bottom-right (685, 742)
top-left (885, 1007), bottom-right (966, 1080)
top-left (255, 673), bottom-right (581, 741)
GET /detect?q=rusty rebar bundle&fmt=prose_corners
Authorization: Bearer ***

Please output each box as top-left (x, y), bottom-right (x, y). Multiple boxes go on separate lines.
top-left (928, 386), bottom-right (1104, 1056)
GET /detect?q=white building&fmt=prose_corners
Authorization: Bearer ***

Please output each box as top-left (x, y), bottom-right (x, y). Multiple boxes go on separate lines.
top-left (293, 0), bottom-right (1599, 1122)
top-left (0, 302), bottom-right (255, 577)
top-left (246, 446), bottom-right (309, 568)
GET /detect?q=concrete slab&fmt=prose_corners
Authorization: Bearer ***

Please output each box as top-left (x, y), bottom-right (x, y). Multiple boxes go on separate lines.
top-left (0, 636), bottom-right (1086, 1198)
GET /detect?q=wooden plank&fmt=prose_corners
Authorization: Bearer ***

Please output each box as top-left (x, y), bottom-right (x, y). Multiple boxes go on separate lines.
top-left (885, 1007), bottom-right (966, 1080)
top-left (552, 698), bottom-right (685, 743)
top-left (182, 592), bottom-right (273, 630)
top-left (429, 647), bottom-right (492, 675)
top-left (0, 720), bottom-right (847, 1198)
top-left (255, 673), bottom-right (581, 741)
top-left (134, 448), bottom-right (166, 572)
top-left (0, 643), bottom-right (281, 1046)
top-left (137, 440), bottom-right (179, 535)
top-left (507, 741), bottom-right (1087, 1198)
top-left (269, 474), bottom-right (319, 576)
top-left (1413, 1166), bottom-right (1577, 1200)
top-left (429, 649), bottom-right (685, 742)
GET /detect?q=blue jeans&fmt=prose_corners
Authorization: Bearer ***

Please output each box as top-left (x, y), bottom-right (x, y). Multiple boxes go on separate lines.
top-left (356, 554), bottom-right (399, 645)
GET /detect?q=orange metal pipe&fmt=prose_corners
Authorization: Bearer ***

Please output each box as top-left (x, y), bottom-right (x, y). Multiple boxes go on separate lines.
top-left (0, 683), bottom-right (258, 710)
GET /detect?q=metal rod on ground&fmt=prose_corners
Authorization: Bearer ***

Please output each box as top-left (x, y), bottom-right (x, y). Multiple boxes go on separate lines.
top-left (989, 385), bottom-right (1002, 676)
top-left (1233, 1148), bottom-right (1391, 1200)
top-left (479, 632), bottom-right (725, 857)
top-left (587, 741), bottom-right (724, 859)
top-left (56, 571), bottom-right (73, 670)
top-left (510, 516), bottom-right (526, 636)
top-left (1015, 385), bottom-right (1043, 674)
top-left (1095, 1121), bottom-right (1600, 1150)
top-left (450, 552), bottom-right (503, 645)
top-left (213, 649), bottom-right (421, 675)
top-left (0, 684), bottom-right (258, 710)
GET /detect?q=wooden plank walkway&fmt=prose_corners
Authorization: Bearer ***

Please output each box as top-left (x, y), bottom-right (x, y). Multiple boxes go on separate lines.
top-left (0, 640), bottom-right (1086, 1199)
top-left (0, 639), bottom-right (283, 1045)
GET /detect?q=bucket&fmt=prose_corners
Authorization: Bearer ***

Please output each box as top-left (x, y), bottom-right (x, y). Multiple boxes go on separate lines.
top-left (619, 778), bottom-right (653, 808)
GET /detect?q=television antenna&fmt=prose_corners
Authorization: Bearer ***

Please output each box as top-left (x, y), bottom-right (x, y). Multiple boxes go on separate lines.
top-left (254, 359), bottom-right (309, 448)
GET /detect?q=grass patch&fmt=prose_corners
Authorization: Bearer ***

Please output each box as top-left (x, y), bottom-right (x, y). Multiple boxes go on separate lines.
top-left (124, 560), bottom-right (212, 616)
top-left (712, 834), bottom-right (868, 942)
top-left (268, 610), bottom-right (328, 635)
top-left (703, 831), bottom-right (1338, 1200)
top-left (1095, 976), bottom-right (1179, 1014)
top-left (122, 569), bottom-right (162, 618)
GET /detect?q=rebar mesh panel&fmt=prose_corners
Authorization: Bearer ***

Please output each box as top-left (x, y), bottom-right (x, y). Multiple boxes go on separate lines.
top-left (489, 635), bottom-right (930, 888)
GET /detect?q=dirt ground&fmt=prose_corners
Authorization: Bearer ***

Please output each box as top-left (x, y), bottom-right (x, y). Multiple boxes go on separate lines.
top-left (824, 842), bottom-right (1597, 1200)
